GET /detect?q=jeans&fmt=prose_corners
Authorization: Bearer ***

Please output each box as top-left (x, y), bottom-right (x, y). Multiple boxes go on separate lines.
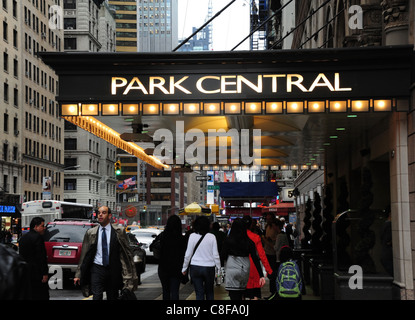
top-left (189, 264), bottom-right (215, 300)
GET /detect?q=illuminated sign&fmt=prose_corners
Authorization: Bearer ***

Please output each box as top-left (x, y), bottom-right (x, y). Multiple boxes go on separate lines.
top-left (0, 205), bottom-right (16, 213)
top-left (111, 73), bottom-right (352, 97)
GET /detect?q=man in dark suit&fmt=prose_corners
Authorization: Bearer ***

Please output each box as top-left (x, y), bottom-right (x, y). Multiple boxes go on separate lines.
top-left (74, 206), bottom-right (138, 300)
top-left (19, 217), bottom-right (49, 300)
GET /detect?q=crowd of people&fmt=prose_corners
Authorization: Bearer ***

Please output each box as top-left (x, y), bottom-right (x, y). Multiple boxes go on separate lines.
top-left (1, 209), bottom-right (302, 301)
top-left (153, 212), bottom-right (302, 301)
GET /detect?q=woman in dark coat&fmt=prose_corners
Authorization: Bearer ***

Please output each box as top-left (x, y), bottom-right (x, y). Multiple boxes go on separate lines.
top-left (156, 215), bottom-right (187, 300)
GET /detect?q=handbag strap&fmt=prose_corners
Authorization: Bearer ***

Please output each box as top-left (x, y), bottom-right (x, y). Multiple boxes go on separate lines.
top-left (190, 234), bottom-right (206, 263)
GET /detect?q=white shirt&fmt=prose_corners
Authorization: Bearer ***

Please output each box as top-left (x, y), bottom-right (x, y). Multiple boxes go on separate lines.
top-left (94, 225), bottom-right (111, 265)
top-left (182, 233), bottom-right (221, 272)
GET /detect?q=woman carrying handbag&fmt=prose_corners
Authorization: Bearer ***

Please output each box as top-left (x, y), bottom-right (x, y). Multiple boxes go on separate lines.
top-left (182, 216), bottom-right (221, 300)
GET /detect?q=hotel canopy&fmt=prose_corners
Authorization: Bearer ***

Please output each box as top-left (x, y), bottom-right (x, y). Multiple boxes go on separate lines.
top-left (40, 45), bottom-right (414, 171)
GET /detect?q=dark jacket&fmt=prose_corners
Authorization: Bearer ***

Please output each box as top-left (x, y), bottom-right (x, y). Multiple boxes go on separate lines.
top-left (156, 231), bottom-right (187, 278)
top-left (18, 230), bottom-right (49, 299)
top-left (75, 224), bottom-right (138, 292)
top-left (0, 244), bottom-right (31, 300)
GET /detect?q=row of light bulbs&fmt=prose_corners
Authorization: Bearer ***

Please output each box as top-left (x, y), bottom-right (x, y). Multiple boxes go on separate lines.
top-left (167, 164), bottom-right (323, 171)
top-left (61, 99), bottom-right (393, 116)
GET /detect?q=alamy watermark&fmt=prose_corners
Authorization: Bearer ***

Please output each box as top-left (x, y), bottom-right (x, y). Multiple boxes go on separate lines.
top-left (48, 5), bottom-right (63, 30)
top-left (49, 5), bottom-right (363, 31)
top-left (152, 121), bottom-right (261, 165)
top-left (348, 5), bottom-right (363, 30)
top-left (48, 265), bottom-right (63, 290)
top-left (348, 265), bottom-right (363, 290)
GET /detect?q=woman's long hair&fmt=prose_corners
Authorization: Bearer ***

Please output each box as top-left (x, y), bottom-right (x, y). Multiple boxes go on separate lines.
top-left (193, 216), bottom-right (210, 236)
top-left (228, 218), bottom-right (248, 243)
top-left (163, 214), bottom-right (182, 240)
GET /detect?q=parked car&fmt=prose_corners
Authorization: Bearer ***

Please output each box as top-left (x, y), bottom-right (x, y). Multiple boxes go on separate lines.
top-left (44, 219), bottom-right (147, 285)
top-left (43, 219), bottom-right (97, 284)
top-left (126, 232), bottom-right (146, 284)
top-left (131, 228), bottom-right (162, 258)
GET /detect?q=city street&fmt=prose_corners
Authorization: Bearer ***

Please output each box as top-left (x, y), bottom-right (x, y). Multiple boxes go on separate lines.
top-left (50, 263), bottom-right (161, 300)
top-left (49, 262), bottom-right (210, 300)
top-left (49, 262), bottom-right (318, 301)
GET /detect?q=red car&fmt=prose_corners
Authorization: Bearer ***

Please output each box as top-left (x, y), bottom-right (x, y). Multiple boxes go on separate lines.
top-left (44, 219), bottom-right (98, 283)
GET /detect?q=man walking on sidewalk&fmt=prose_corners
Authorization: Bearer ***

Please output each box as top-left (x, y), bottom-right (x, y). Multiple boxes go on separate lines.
top-left (74, 206), bottom-right (138, 300)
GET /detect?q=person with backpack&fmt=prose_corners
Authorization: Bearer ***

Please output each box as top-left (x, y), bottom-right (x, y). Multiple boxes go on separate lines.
top-left (275, 245), bottom-right (303, 300)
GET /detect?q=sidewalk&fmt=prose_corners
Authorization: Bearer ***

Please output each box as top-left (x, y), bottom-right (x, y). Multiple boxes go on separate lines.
top-left (136, 266), bottom-right (320, 300)
top-left (184, 277), bottom-right (319, 300)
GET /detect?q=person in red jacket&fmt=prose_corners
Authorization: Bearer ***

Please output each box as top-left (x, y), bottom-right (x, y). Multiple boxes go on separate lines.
top-left (242, 215), bottom-right (273, 300)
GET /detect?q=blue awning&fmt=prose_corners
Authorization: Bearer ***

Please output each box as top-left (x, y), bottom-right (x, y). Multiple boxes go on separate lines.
top-left (219, 182), bottom-right (278, 199)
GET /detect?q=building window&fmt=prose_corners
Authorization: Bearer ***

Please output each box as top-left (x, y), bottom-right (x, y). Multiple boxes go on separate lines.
top-left (3, 82), bottom-right (8, 102)
top-left (3, 21), bottom-right (7, 41)
top-left (3, 52), bottom-right (8, 72)
top-left (64, 138), bottom-right (77, 150)
top-left (64, 0), bottom-right (76, 9)
top-left (64, 18), bottom-right (76, 29)
top-left (3, 143), bottom-right (8, 161)
top-left (64, 37), bottom-right (76, 50)
top-left (64, 157), bottom-right (77, 169)
top-left (64, 179), bottom-right (77, 190)
top-left (3, 113), bottom-right (8, 132)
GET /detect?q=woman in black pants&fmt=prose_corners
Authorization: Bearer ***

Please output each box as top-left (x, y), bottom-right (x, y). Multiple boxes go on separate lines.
top-left (156, 215), bottom-right (187, 300)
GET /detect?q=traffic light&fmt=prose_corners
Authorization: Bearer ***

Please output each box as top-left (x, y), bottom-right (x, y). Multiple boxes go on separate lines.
top-left (114, 160), bottom-right (121, 175)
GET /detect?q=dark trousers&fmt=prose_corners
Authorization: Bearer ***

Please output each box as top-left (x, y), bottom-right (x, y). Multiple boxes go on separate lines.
top-left (189, 265), bottom-right (215, 300)
top-left (91, 264), bottom-right (119, 300)
top-left (159, 274), bottom-right (181, 300)
top-left (266, 254), bottom-right (278, 294)
top-left (228, 290), bottom-right (244, 300)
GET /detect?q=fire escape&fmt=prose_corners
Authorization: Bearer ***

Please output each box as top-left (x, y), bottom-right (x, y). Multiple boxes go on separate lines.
top-left (250, 0), bottom-right (268, 50)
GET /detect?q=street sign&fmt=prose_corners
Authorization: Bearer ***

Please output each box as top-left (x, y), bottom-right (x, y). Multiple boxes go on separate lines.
top-left (207, 185), bottom-right (219, 190)
top-left (196, 175), bottom-right (211, 181)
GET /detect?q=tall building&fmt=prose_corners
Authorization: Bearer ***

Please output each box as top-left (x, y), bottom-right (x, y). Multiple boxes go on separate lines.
top-left (62, 0), bottom-right (118, 209)
top-left (63, 0), bottom-right (116, 52)
top-left (20, 0), bottom-right (64, 202)
top-left (108, 0), bottom-right (137, 52)
top-left (0, 0), bottom-right (22, 207)
top-left (137, 0), bottom-right (178, 52)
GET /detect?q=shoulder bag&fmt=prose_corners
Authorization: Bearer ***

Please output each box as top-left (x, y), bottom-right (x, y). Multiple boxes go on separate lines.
top-left (181, 234), bottom-right (206, 284)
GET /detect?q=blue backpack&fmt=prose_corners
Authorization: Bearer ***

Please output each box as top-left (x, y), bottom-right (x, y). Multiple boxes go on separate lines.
top-left (276, 260), bottom-right (302, 298)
